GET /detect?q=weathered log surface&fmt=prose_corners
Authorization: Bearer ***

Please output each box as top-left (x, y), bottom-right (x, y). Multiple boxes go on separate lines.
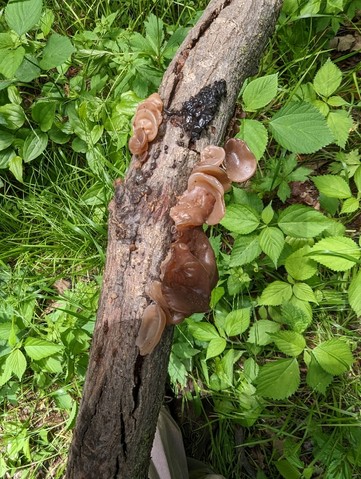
top-left (66, 1), bottom-right (282, 478)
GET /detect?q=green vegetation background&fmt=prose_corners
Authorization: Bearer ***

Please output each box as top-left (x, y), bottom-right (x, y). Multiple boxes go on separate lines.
top-left (0, 0), bottom-right (360, 478)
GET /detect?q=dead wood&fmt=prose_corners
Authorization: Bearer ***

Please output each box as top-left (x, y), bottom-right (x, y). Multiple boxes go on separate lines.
top-left (66, 1), bottom-right (283, 478)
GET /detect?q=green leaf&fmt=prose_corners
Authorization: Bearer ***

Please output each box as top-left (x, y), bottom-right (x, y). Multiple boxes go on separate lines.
top-left (258, 281), bottom-right (293, 306)
top-left (8, 155), bottom-right (23, 182)
top-left (243, 357), bottom-right (259, 382)
top-left (221, 204), bottom-right (260, 234)
top-left (309, 236), bottom-right (360, 271)
top-left (0, 129), bottom-right (14, 151)
top-left (313, 59), bottom-right (342, 98)
top-left (278, 204), bottom-right (330, 238)
top-left (242, 74), bottom-right (278, 111)
top-left (0, 33), bottom-right (25, 78)
top-left (40, 33), bottom-right (76, 70)
top-left (348, 270), bottom-right (361, 317)
top-left (340, 197), bottom-right (359, 214)
top-left (281, 302), bottom-right (312, 333)
top-left (22, 131), bottom-right (48, 162)
top-left (313, 174), bottom-right (351, 199)
top-left (24, 337), bottom-right (63, 360)
top-left (259, 226), bottom-right (284, 267)
top-left (230, 234), bottom-right (261, 267)
top-left (5, 349), bottom-right (27, 380)
top-left (0, 103), bottom-right (25, 130)
top-left (271, 331), bottom-right (306, 357)
top-left (327, 110), bottom-right (353, 148)
top-left (354, 166), bottom-right (361, 192)
top-left (292, 283), bottom-right (317, 303)
top-left (5, 0), bottom-right (43, 35)
top-left (275, 460), bottom-right (301, 479)
top-left (32, 101), bottom-right (56, 132)
top-left (269, 102), bottom-right (333, 153)
top-left (15, 54), bottom-right (41, 82)
top-left (327, 95), bottom-right (348, 107)
top-left (145, 14), bottom-right (164, 56)
top-left (206, 337), bottom-right (226, 360)
top-left (188, 322), bottom-right (219, 342)
top-left (237, 119), bottom-right (268, 160)
top-left (224, 308), bottom-right (251, 336)
top-left (256, 358), bottom-right (300, 399)
top-left (248, 320), bottom-right (280, 346)
top-left (312, 338), bottom-right (353, 375)
top-left (285, 245), bottom-right (318, 281)
top-left (306, 354), bottom-right (333, 394)
top-left (261, 203), bottom-right (274, 224)
top-left (40, 8), bottom-right (55, 36)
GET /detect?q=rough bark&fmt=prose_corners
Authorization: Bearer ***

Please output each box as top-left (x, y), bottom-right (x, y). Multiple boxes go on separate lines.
top-left (66, 1), bottom-right (283, 478)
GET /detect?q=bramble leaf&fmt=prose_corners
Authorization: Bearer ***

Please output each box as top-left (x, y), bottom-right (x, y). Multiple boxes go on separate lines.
top-left (206, 338), bottom-right (226, 360)
top-left (312, 338), bottom-right (353, 375)
top-left (221, 205), bottom-right (260, 234)
top-left (256, 358), bottom-right (300, 399)
top-left (259, 226), bottom-right (284, 267)
top-left (306, 354), bottom-right (333, 394)
top-left (242, 74), bottom-right (278, 111)
top-left (309, 236), bottom-right (360, 271)
top-left (224, 308), bottom-right (251, 336)
top-left (348, 270), bottom-right (361, 317)
top-left (188, 322), bottom-right (219, 342)
top-left (248, 320), bottom-right (280, 346)
top-left (278, 205), bottom-right (330, 238)
top-left (5, 0), bottom-right (42, 36)
top-left (312, 175), bottom-right (352, 199)
top-left (313, 59), bottom-right (342, 98)
top-left (237, 119), bottom-right (268, 160)
top-left (271, 331), bottom-right (306, 357)
top-left (258, 281), bottom-right (293, 306)
top-left (230, 235), bottom-right (261, 267)
top-left (269, 102), bottom-right (333, 153)
top-left (327, 110), bottom-right (353, 148)
top-left (24, 337), bottom-right (63, 360)
top-left (285, 245), bottom-right (318, 280)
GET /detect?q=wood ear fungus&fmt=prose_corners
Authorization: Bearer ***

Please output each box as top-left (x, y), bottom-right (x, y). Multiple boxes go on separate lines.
top-left (133, 96), bottom-right (256, 355)
top-left (224, 138), bottom-right (257, 182)
top-left (128, 93), bottom-right (163, 156)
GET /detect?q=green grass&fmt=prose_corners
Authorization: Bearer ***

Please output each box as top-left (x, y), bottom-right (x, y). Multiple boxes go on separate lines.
top-left (1, 0), bottom-right (361, 478)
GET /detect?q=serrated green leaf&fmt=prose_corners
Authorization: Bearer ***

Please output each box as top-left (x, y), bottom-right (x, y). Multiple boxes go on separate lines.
top-left (5, 0), bottom-right (43, 35)
top-left (306, 354), bottom-right (333, 394)
top-left (188, 322), bottom-right (219, 342)
top-left (8, 155), bottom-right (23, 183)
top-left (259, 227), bottom-right (284, 267)
top-left (327, 110), bottom-right (353, 148)
top-left (232, 187), bottom-right (264, 212)
top-left (0, 103), bottom-right (25, 130)
top-left (230, 234), bottom-right (261, 267)
top-left (285, 245), bottom-right (318, 280)
top-left (40, 8), bottom-right (55, 36)
top-left (261, 203), bottom-right (274, 224)
top-left (348, 270), bottom-right (361, 316)
top-left (313, 338), bottom-right (353, 375)
top-left (293, 283), bottom-right (317, 303)
top-left (248, 320), bottom-right (280, 345)
top-left (22, 131), bottom-right (48, 162)
top-left (271, 331), bottom-right (306, 357)
top-left (242, 74), bottom-right (278, 111)
top-left (5, 349), bottom-right (27, 380)
top-left (269, 102), bottom-right (333, 153)
top-left (256, 358), bottom-right (300, 399)
top-left (354, 166), bottom-right (361, 192)
top-left (281, 302), bottom-right (312, 333)
top-left (243, 357), bottom-right (259, 382)
top-left (24, 337), bottom-right (63, 360)
top-left (32, 101), bottom-right (56, 132)
top-left (312, 99), bottom-right (329, 117)
top-left (259, 281), bottom-right (293, 306)
top-left (312, 175), bottom-right (352, 199)
top-left (340, 197), bottom-right (359, 214)
top-left (220, 205), bottom-right (260, 234)
top-left (206, 337), bottom-right (226, 360)
top-left (224, 308), bottom-right (251, 337)
top-left (309, 236), bottom-right (360, 271)
top-left (237, 119), bottom-right (268, 160)
top-left (313, 59), bottom-right (342, 98)
top-left (327, 95), bottom-right (348, 107)
top-left (40, 33), bottom-right (75, 70)
top-left (278, 204), bottom-right (330, 238)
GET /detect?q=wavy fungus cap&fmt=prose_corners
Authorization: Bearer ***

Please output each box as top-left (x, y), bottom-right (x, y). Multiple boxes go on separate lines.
top-left (135, 304), bottom-right (167, 356)
top-left (187, 172), bottom-right (225, 225)
top-left (224, 138), bottom-right (257, 182)
top-left (200, 145), bottom-right (225, 166)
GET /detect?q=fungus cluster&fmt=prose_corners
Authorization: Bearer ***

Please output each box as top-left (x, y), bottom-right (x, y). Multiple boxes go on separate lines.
top-left (128, 93), bottom-right (163, 158)
top-left (136, 136), bottom-right (257, 355)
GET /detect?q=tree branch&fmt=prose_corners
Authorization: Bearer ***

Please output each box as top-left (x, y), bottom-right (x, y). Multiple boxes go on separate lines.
top-left (66, 1), bottom-right (283, 477)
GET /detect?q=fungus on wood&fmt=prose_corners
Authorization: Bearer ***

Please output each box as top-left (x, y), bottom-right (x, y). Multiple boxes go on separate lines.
top-left (66, 1), bottom-right (283, 478)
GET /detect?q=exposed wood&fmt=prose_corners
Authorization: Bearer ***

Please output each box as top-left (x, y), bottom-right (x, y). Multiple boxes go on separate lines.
top-left (66, 1), bottom-right (283, 478)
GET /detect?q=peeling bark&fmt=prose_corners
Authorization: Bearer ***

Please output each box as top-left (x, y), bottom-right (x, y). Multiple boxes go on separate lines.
top-left (66, 1), bottom-right (283, 478)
